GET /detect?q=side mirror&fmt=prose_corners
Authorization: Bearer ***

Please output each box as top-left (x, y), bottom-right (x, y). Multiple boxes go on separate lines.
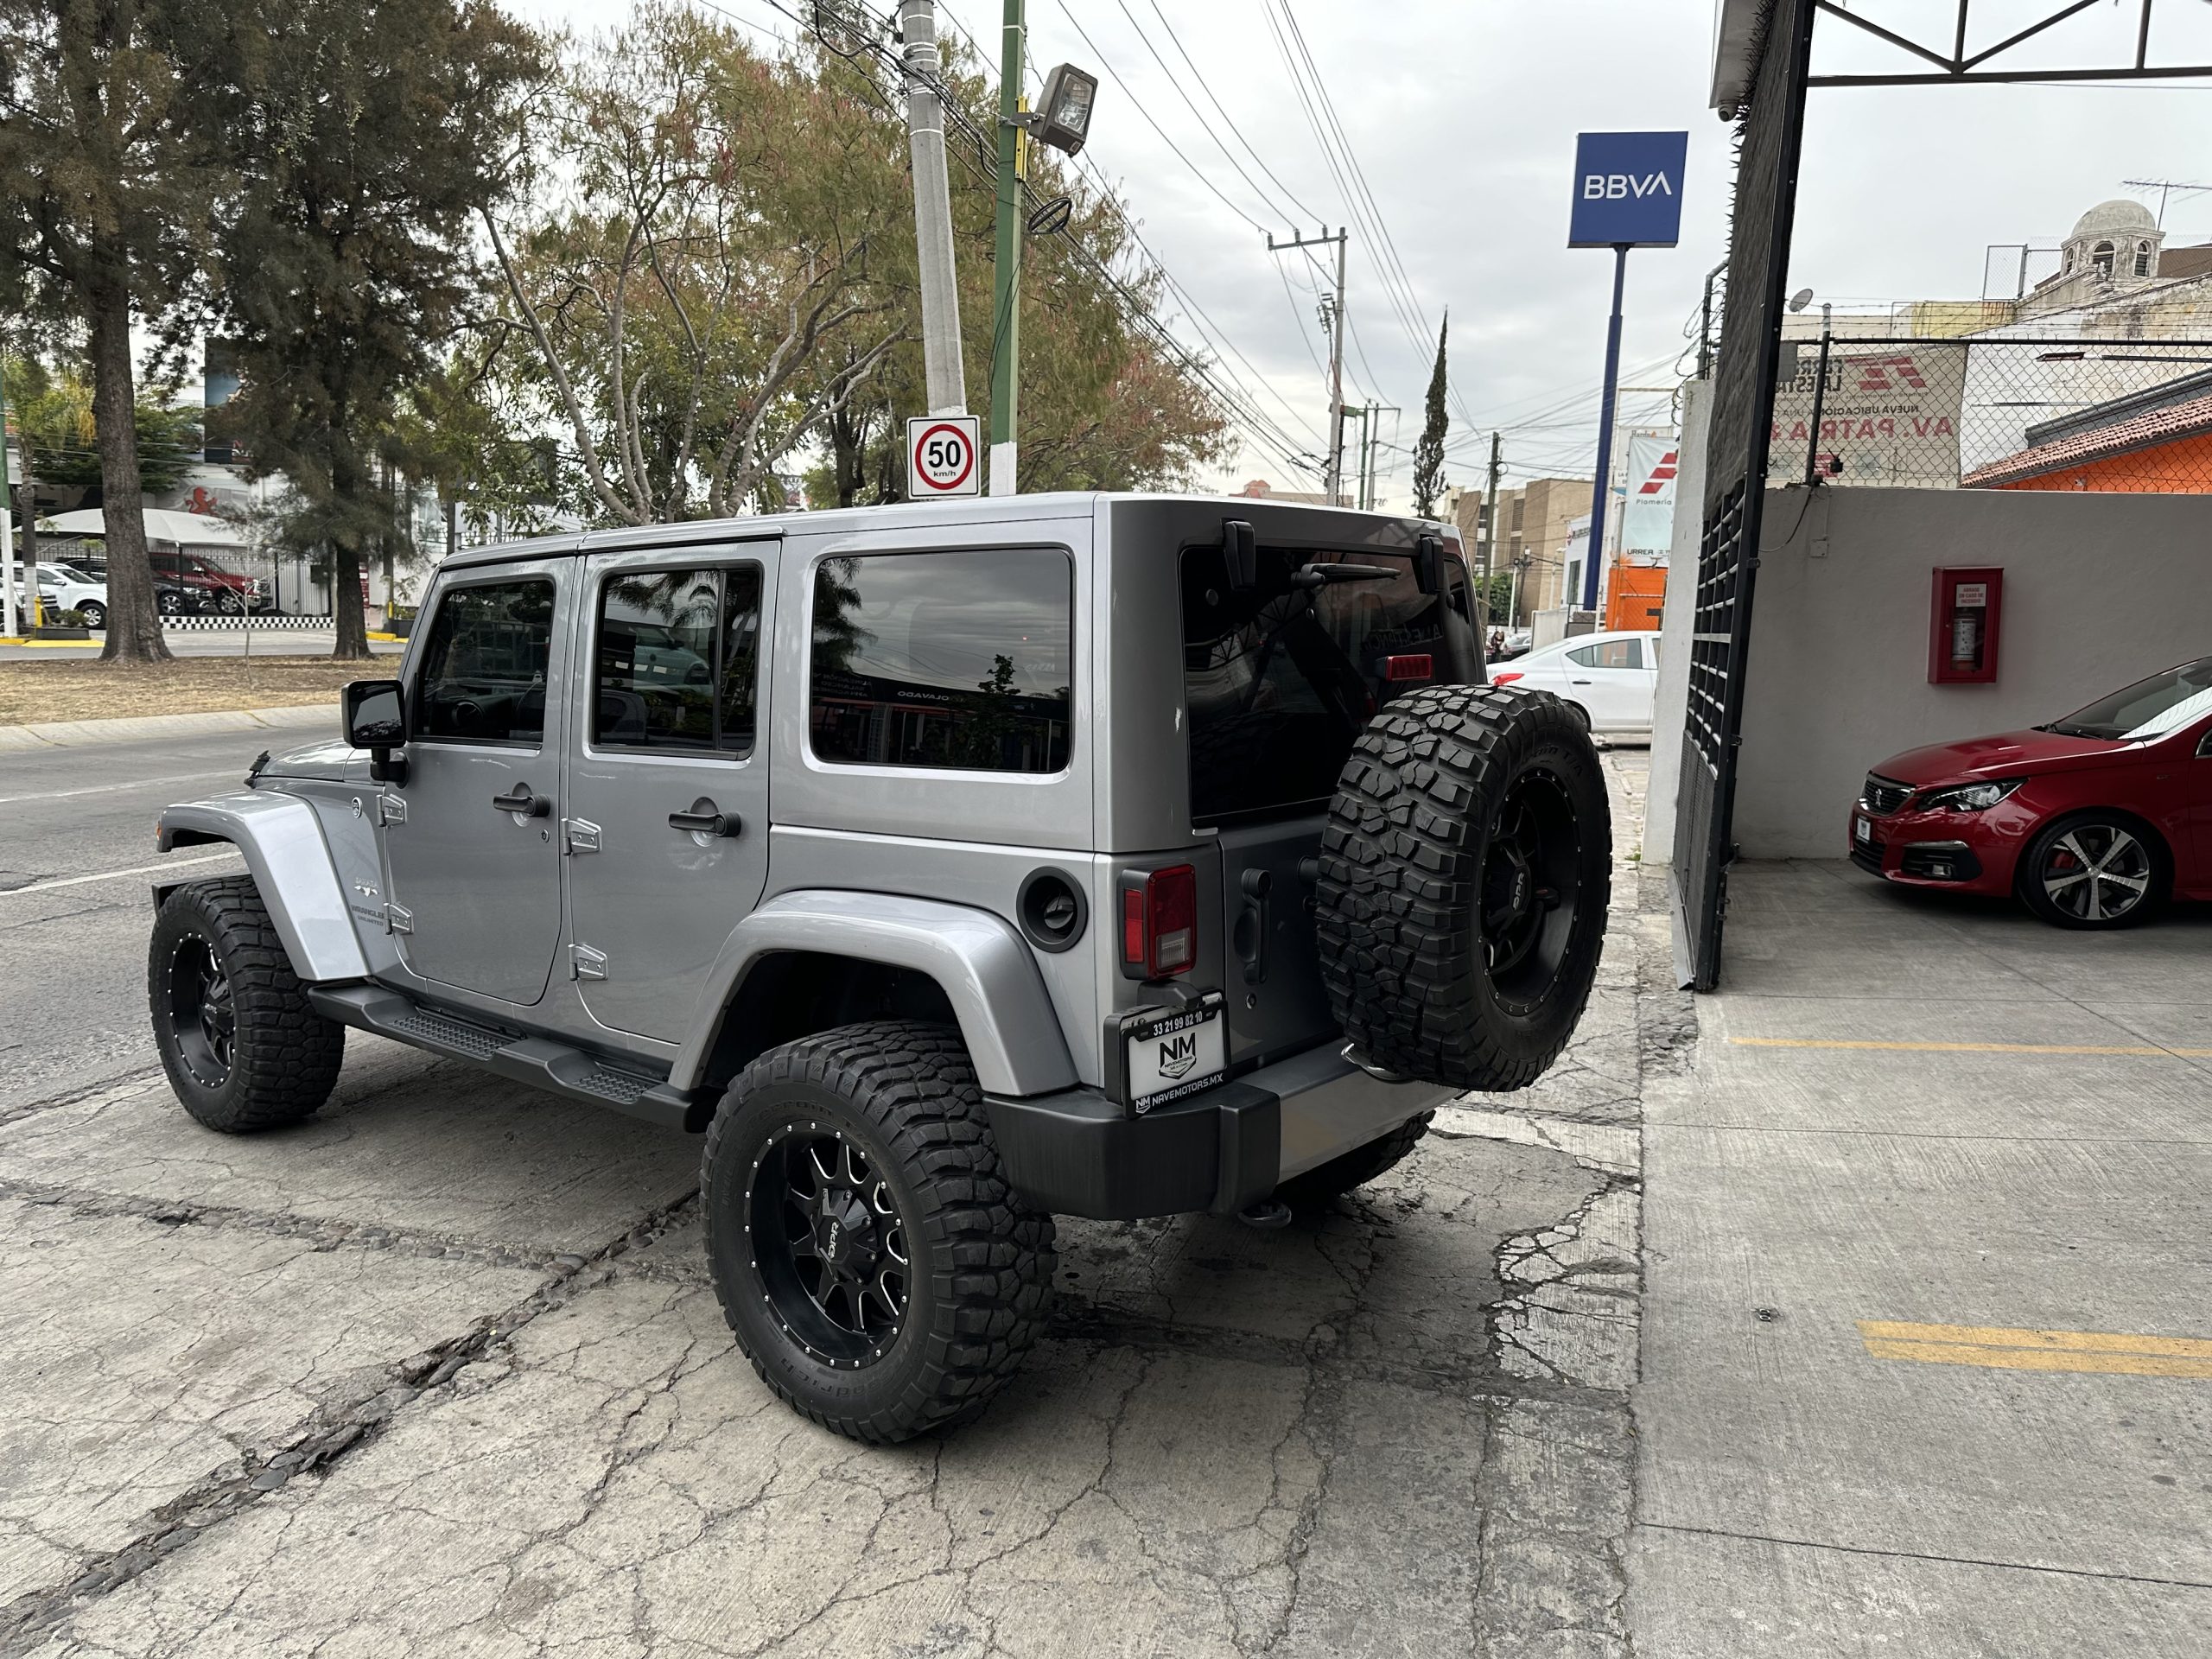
top-left (1223, 519), bottom-right (1258, 593)
top-left (1412, 532), bottom-right (1443, 596)
top-left (343, 679), bottom-right (409, 784)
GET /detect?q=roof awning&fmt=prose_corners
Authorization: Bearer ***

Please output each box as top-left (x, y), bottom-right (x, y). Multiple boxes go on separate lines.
top-left (36, 507), bottom-right (249, 546)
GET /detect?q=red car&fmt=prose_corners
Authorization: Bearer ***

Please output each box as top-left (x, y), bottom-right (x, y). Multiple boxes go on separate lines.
top-left (1850, 657), bottom-right (2212, 929)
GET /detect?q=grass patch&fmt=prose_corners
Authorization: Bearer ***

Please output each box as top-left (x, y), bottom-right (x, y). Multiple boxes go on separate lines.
top-left (0, 657), bottom-right (382, 726)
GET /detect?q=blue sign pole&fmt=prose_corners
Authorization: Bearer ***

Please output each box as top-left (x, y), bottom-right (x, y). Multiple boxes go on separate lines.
top-left (1585, 244), bottom-right (1630, 613)
top-left (1568, 130), bottom-right (1688, 617)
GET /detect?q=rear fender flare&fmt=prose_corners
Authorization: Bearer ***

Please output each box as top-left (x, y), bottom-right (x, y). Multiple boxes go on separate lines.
top-left (672, 891), bottom-right (1077, 1099)
top-left (156, 792), bottom-right (371, 982)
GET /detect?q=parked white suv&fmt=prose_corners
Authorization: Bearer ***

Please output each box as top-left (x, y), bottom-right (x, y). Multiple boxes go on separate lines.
top-left (10, 560), bottom-right (109, 628)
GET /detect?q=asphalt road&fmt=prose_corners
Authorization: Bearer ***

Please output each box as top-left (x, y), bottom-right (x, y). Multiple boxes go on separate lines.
top-left (0, 728), bottom-right (270, 1113)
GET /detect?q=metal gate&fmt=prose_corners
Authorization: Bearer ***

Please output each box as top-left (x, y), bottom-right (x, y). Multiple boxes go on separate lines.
top-left (1670, 0), bottom-right (1815, 991)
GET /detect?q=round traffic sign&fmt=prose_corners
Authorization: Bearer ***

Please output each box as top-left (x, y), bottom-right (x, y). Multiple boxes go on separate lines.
top-left (912, 422), bottom-right (976, 492)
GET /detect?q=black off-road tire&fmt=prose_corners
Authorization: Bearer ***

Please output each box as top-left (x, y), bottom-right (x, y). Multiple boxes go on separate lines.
top-left (148, 877), bottom-right (346, 1132)
top-left (1315, 684), bottom-right (1611, 1091)
top-left (1274, 1110), bottom-right (1434, 1211)
top-left (702, 1021), bottom-right (1056, 1444)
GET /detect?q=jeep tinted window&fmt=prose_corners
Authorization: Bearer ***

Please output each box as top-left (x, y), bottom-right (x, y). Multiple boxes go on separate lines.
top-left (593, 566), bottom-right (761, 755)
top-left (1182, 545), bottom-right (1458, 824)
top-left (809, 550), bottom-right (1071, 773)
top-left (414, 578), bottom-right (556, 744)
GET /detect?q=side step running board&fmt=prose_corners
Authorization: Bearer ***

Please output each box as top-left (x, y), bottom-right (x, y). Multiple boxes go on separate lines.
top-left (308, 984), bottom-right (701, 1132)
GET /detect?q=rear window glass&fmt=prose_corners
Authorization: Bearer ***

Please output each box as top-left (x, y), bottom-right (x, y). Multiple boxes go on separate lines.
top-left (1181, 544), bottom-right (1460, 825)
top-left (809, 549), bottom-right (1072, 773)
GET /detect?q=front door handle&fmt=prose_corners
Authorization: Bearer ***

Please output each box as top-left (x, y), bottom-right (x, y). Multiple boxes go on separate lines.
top-left (669, 797), bottom-right (742, 838)
top-left (492, 784), bottom-right (551, 817)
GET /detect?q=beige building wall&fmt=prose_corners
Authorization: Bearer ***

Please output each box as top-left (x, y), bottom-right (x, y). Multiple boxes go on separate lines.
top-left (1450, 476), bottom-right (1592, 624)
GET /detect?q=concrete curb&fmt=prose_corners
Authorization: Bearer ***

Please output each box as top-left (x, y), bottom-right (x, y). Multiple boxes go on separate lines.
top-left (0, 702), bottom-right (334, 753)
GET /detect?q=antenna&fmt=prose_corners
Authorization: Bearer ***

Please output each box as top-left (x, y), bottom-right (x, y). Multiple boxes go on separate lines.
top-left (2121, 178), bottom-right (2212, 229)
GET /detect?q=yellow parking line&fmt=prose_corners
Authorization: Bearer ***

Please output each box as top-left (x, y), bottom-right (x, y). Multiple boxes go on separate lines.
top-left (1732, 1037), bottom-right (2212, 1058)
top-left (1859, 1319), bottom-right (2212, 1378)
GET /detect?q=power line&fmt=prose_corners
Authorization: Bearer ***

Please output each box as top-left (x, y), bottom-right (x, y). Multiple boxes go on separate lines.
top-left (1146, 0), bottom-right (1324, 226)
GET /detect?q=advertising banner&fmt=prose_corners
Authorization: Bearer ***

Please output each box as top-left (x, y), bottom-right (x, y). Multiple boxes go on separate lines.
top-left (1568, 131), bottom-right (1688, 248)
top-left (1620, 433), bottom-right (1679, 558)
top-left (1771, 342), bottom-right (1966, 488)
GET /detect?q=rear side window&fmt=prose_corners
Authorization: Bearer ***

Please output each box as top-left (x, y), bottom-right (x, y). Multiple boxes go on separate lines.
top-left (593, 566), bottom-right (762, 755)
top-left (1567, 639), bottom-right (1641, 670)
top-left (1182, 545), bottom-right (1455, 825)
top-left (809, 549), bottom-right (1072, 773)
top-left (413, 578), bottom-right (556, 744)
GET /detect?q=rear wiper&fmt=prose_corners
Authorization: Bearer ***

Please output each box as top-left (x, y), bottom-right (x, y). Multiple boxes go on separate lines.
top-left (1290, 563), bottom-right (1395, 592)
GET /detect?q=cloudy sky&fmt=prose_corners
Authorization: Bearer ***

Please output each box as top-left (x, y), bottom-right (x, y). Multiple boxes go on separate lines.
top-left (509, 0), bottom-right (2212, 506)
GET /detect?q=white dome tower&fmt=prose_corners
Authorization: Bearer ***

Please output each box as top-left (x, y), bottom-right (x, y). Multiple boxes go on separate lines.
top-left (2062, 198), bottom-right (2163, 284)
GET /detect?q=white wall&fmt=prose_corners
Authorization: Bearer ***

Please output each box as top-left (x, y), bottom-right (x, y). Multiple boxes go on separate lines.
top-left (1734, 485), bottom-right (2212, 857)
top-left (1640, 378), bottom-right (1712, 865)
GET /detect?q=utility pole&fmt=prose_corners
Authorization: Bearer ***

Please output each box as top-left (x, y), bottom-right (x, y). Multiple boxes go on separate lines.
top-left (901, 0), bottom-right (967, 416)
top-left (1343, 405), bottom-right (1370, 509)
top-left (1480, 429), bottom-right (1503, 607)
top-left (1362, 404), bottom-right (1377, 510)
top-left (1268, 227), bottom-right (1348, 503)
top-left (986, 0), bottom-right (1025, 493)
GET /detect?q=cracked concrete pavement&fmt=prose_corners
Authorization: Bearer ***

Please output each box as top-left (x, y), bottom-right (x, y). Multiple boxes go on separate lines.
top-left (0, 744), bottom-right (1662, 1657)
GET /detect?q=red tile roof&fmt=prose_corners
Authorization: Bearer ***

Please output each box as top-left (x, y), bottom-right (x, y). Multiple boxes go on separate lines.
top-left (1963, 387), bottom-right (2212, 487)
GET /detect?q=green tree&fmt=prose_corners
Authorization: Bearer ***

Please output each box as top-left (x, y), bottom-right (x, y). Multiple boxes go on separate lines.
top-left (0, 0), bottom-right (237, 660)
top-left (15, 362), bottom-right (200, 495)
top-left (215, 0), bottom-right (545, 657)
top-left (1411, 313), bottom-right (1447, 519)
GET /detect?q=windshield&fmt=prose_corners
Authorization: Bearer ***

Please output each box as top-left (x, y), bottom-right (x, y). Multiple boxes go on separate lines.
top-left (2047, 657), bottom-right (2212, 741)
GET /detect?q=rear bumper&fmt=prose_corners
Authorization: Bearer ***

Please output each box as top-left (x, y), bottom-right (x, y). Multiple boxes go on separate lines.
top-left (985, 1041), bottom-right (1455, 1221)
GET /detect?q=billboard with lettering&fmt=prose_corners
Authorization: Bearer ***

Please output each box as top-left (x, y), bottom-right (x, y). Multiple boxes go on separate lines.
top-left (1568, 131), bottom-right (1688, 248)
top-left (1770, 342), bottom-right (1967, 489)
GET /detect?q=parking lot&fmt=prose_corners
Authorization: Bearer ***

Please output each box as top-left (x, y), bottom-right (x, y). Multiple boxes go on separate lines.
top-left (2, 733), bottom-right (2206, 1656)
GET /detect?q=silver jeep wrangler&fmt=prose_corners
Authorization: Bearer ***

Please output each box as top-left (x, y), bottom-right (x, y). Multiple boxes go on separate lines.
top-left (148, 493), bottom-right (1610, 1442)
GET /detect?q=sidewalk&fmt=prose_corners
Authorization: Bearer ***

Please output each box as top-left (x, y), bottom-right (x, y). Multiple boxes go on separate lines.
top-left (0, 703), bottom-right (334, 753)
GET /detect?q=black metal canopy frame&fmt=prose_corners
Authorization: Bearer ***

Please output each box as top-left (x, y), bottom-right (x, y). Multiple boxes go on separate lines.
top-left (1809, 0), bottom-right (2212, 89)
top-left (1675, 0), bottom-right (2212, 992)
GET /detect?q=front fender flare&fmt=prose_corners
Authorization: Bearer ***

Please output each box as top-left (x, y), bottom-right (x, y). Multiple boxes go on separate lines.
top-left (671, 891), bottom-right (1077, 1099)
top-left (157, 792), bottom-right (371, 983)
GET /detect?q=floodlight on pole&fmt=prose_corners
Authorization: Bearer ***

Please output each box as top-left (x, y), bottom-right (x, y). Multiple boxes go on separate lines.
top-left (1015, 63), bottom-right (1099, 156)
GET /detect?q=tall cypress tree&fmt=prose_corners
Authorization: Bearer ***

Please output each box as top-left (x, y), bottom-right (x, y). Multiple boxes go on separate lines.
top-left (217, 0), bottom-right (543, 658)
top-left (1412, 313), bottom-right (1448, 519)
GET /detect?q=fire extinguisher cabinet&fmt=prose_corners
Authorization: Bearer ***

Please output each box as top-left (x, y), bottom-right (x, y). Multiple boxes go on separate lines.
top-left (1929, 566), bottom-right (2003, 684)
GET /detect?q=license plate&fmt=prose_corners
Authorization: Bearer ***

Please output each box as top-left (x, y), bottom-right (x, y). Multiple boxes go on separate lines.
top-left (1854, 816), bottom-right (1872, 844)
top-left (1122, 993), bottom-right (1226, 1114)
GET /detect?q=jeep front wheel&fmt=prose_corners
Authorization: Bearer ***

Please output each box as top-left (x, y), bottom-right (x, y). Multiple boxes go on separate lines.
top-left (149, 877), bottom-right (346, 1132)
top-left (702, 1021), bottom-right (1056, 1444)
top-left (1315, 684), bottom-right (1611, 1091)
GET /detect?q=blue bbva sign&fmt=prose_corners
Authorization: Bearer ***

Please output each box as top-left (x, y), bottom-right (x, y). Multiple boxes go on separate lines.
top-left (1568, 131), bottom-right (1688, 248)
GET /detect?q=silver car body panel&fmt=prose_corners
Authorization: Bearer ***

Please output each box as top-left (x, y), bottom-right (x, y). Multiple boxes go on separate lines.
top-left (667, 889), bottom-right (1077, 1099)
top-left (157, 791), bottom-right (371, 982)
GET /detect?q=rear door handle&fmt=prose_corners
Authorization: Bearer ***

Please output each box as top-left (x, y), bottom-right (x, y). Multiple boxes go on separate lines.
top-left (492, 784), bottom-right (551, 817)
top-left (669, 797), bottom-right (742, 838)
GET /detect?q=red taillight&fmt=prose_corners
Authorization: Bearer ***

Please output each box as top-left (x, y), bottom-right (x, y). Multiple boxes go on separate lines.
top-left (1386, 653), bottom-right (1433, 682)
top-left (1491, 671), bottom-right (1524, 685)
top-left (1121, 864), bottom-right (1198, 978)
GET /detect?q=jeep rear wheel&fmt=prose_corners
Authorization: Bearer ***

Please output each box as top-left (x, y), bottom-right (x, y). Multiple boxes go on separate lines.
top-left (149, 878), bottom-right (346, 1132)
top-left (702, 1021), bottom-right (1056, 1444)
top-left (1315, 685), bottom-right (1610, 1091)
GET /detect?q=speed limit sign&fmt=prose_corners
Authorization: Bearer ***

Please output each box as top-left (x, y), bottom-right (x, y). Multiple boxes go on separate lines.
top-left (906, 414), bottom-right (981, 497)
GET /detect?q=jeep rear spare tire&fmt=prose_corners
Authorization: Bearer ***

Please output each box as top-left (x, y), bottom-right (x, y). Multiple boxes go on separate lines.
top-left (1315, 685), bottom-right (1610, 1091)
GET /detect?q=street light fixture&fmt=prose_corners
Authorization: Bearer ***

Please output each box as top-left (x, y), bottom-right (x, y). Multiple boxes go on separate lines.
top-left (1020, 63), bottom-right (1099, 156)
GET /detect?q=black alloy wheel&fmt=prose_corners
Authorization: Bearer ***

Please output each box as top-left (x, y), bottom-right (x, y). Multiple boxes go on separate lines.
top-left (164, 935), bottom-right (237, 1089)
top-left (1481, 769), bottom-right (1584, 1008)
top-left (2024, 817), bottom-right (2164, 929)
top-left (747, 1125), bottom-right (910, 1370)
top-left (157, 589), bottom-right (186, 614)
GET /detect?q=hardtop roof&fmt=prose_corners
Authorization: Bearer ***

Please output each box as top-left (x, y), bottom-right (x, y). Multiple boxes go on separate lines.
top-left (441, 492), bottom-right (1451, 570)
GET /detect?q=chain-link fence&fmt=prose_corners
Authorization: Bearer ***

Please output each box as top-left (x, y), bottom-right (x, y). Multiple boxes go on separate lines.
top-left (1771, 336), bottom-right (2212, 493)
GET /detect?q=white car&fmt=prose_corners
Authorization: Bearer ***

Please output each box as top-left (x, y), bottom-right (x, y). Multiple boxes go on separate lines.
top-left (10, 560), bottom-right (109, 628)
top-left (1490, 629), bottom-right (1660, 733)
